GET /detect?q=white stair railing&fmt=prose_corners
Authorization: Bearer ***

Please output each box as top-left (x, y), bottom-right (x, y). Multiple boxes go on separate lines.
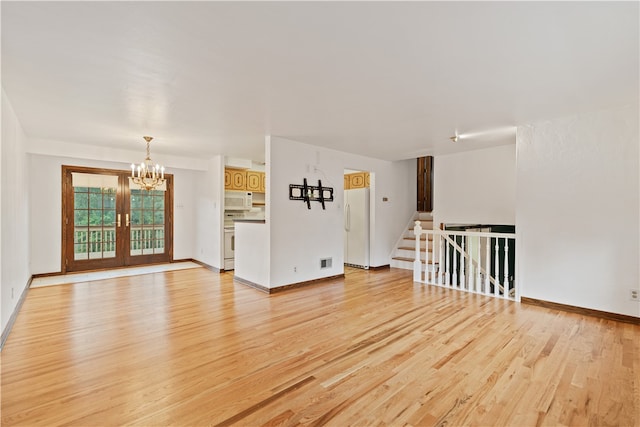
top-left (413, 222), bottom-right (517, 301)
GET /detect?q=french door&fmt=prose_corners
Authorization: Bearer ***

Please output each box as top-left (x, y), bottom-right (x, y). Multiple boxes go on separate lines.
top-left (62, 166), bottom-right (173, 273)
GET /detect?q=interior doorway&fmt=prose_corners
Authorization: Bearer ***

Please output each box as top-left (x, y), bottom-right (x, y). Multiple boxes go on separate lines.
top-left (61, 165), bottom-right (173, 273)
top-left (344, 169), bottom-right (371, 269)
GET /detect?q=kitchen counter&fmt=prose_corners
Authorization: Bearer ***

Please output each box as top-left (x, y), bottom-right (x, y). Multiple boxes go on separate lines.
top-left (234, 220), bottom-right (269, 288)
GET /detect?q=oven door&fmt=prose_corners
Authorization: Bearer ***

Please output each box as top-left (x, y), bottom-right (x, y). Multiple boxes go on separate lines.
top-left (224, 229), bottom-right (235, 268)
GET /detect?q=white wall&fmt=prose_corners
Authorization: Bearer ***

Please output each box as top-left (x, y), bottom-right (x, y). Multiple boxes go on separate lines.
top-left (235, 222), bottom-right (269, 286)
top-left (172, 168), bottom-right (198, 261)
top-left (433, 144), bottom-right (516, 228)
top-left (29, 153), bottom-right (199, 274)
top-left (193, 155), bottom-right (224, 269)
top-left (266, 136), bottom-right (415, 288)
top-left (1, 90), bottom-right (30, 334)
top-left (516, 105), bottom-right (639, 317)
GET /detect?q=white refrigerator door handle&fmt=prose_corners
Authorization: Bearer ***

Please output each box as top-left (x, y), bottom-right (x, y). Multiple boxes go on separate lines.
top-left (344, 204), bottom-right (346, 231)
top-left (344, 204), bottom-right (348, 231)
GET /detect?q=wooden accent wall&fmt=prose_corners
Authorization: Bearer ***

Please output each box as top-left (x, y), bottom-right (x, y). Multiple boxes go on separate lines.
top-left (417, 156), bottom-right (433, 212)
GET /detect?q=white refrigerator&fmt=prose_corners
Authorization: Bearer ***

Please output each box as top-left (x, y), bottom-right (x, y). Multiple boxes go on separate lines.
top-left (344, 188), bottom-right (370, 269)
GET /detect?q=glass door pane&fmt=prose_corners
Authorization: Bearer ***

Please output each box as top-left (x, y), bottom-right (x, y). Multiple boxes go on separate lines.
top-left (71, 173), bottom-right (118, 261)
top-left (129, 189), bottom-right (166, 256)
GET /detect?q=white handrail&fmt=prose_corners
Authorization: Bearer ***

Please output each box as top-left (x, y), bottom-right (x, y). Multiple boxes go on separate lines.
top-left (413, 222), bottom-right (517, 301)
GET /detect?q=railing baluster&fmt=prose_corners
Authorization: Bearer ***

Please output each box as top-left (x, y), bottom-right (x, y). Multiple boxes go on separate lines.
top-left (503, 238), bottom-right (509, 299)
top-left (467, 236), bottom-right (475, 292)
top-left (430, 233), bottom-right (436, 284)
top-left (445, 237), bottom-right (450, 286)
top-left (485, 237), bottom-right (490, 295)
top-left (476, 237), bottom-right (481, 292)
top-left (494, 239), bottom-right (500, 296)
top-left (438, 234), bottom-right (443, 285)
top-left (451, 235), bottom-right (457, 287)
top-left (460, 236), bottom-right (465, 289)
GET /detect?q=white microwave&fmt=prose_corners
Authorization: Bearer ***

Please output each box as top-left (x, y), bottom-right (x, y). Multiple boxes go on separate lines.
top-left (225, 191), bottom-right (253, 210)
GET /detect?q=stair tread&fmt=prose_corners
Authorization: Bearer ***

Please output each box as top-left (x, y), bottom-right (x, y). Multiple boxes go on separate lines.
top-left (404, 235), bottom-right (434, 241)
top-left (392, 256), bottom-right (439, 264)
top-left (398, 246), bottom-right (432, 251)
top-left (391, 256), bottom-right (419, 262)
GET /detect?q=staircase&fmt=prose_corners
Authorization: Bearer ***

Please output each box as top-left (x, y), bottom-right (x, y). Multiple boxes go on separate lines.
top-left (390, 212), bottom-right (435, 270)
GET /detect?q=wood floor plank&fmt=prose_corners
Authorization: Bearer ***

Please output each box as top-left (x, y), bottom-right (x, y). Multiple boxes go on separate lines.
top-left (1, 267), bottom-right (638, 426)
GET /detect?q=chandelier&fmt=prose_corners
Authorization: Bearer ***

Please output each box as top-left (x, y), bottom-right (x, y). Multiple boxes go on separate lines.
top-left (130, 136), bottom-right (166, 191)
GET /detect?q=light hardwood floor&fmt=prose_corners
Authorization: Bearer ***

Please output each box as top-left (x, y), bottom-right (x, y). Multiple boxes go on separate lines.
top-left (1, 267), bottom-right (638, 426)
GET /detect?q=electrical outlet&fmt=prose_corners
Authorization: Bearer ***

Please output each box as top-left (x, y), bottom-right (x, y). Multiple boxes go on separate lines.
top-left (631, 289), bottom-right (639, 301)
top-left (11, 288), bottom-right (14, 299)
top-left (294, 266), bottom-right (297, 273)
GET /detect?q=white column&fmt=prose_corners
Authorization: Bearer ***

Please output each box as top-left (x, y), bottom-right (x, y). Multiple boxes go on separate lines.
top-left (413, 221), bottom-right (422, 282)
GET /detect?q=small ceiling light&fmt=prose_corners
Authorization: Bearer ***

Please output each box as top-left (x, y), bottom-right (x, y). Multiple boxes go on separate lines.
top-left (450, 135), bottom-right (458, 143)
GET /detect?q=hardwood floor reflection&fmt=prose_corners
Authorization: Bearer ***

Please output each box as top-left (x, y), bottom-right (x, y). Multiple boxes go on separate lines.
top-left (1, 267), bottom-right (638, 426)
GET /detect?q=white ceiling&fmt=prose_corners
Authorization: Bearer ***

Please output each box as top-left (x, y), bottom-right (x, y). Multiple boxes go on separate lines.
top-left (2, 2), bottom-right (638, 162)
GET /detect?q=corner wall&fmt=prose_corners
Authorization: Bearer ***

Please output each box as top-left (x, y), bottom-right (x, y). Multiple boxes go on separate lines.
top-left (267, 136), bottom-right (415, 288)
top-left (516, 105), bottom-right (639, 317)
top-left (193, 155), bottom-right (224, 269)
top-left (1, 89), bottom-right (30, 335)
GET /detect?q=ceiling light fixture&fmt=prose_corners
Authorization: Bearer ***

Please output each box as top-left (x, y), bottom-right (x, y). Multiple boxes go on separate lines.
top-left (449, 134), bottom-right (458, 143)
top-left (130, 136), bottom-right (166, 191)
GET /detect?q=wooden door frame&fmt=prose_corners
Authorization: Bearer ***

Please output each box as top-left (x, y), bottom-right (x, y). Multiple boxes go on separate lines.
top-left (61, 165), bottom-right (174, 274)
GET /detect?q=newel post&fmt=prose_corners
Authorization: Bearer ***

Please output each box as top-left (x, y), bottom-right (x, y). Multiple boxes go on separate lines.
top-left (413, 220), bottom-right (423, 282)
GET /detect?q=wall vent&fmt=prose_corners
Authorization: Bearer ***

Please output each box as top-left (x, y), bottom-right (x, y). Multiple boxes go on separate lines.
top-left (320, 258), bottom-right (332, 269)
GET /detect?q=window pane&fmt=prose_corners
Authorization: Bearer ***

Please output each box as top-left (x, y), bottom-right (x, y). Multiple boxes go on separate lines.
top-left (89, 187), bottom-right (102, 193)
top-left (89, 231), bottom-right (102, 243)
top-left (103, 229), bottom-right (115, 242)
top-left (131, 192), bottom-right (142, 209)
top-left (143, 211), bottom-right (154, 225)
top-left (74, 210), bottom-right (88, 226)
top-left (74, 229), bottom-right (87, 244)
top-left (89, 193), bottom-right (102, 209)
top-left (153, 196), bottom-right (164, 210)
top-left (74, 187), bottom-right (88, 193)
top-left (89, 210), bottom-right (103, 226)
top-left (103, 210), bottom-right (115, 226)
top-left (74, 244), bottom-right (88, 260)
top-left (103, 193), bottom-right (116, 209)
top-left (154, 211), bottom-right (164, 225)
top-left (74, 193), bottom-right (88, 209)
top-left (131, 210), bottom-right (141, 225)
top-left (143, 194), bottom-right (153, 209)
